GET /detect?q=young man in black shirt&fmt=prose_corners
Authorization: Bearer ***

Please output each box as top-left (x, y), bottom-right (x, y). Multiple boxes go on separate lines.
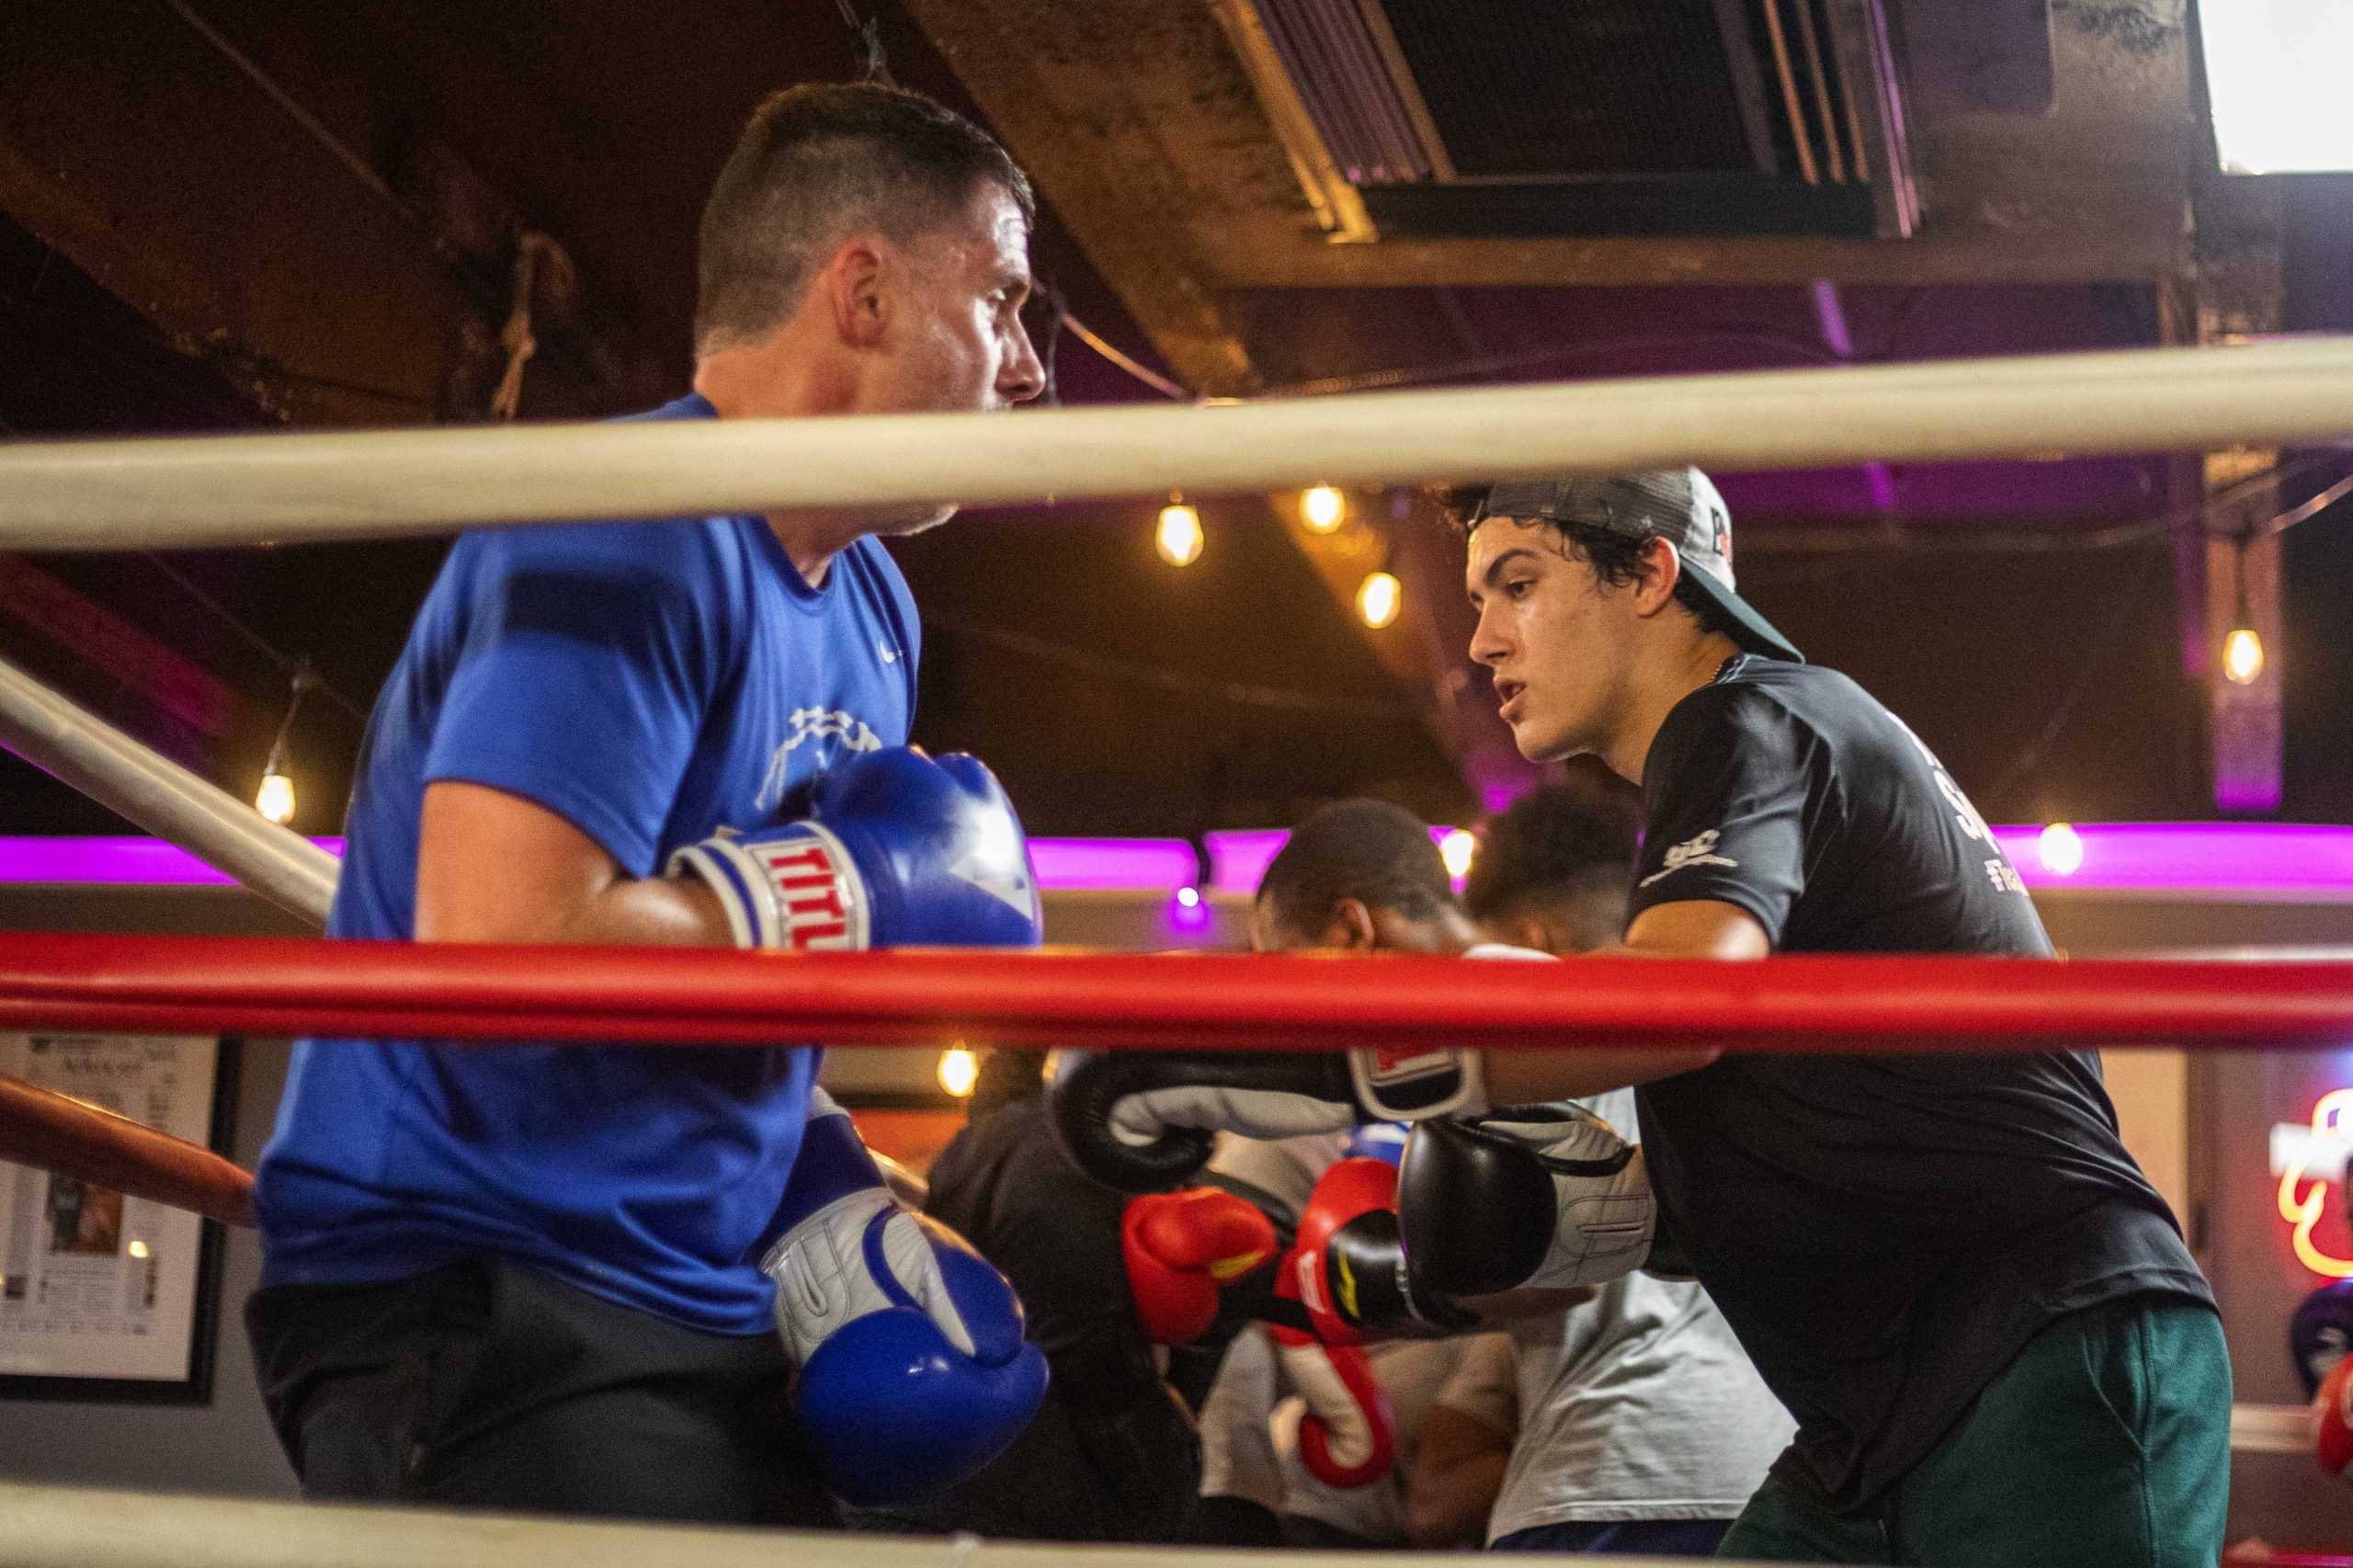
top-left (1061, 470), bottom-right (2228, 1564)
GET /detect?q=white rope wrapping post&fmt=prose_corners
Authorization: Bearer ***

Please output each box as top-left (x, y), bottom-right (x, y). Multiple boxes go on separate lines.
top-left (0, 1482), bottom-right (1758, 1568)
top-left (0, 654), bottom-right (336, 925)
top-left (6, 338), bottom-right (2353, 551)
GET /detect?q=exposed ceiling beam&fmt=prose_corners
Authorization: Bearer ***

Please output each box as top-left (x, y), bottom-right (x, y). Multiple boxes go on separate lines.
top-left (898, 0), bottom-right (1270, 398)
top-left (0, 4), bottom-right (642, 426)
top-left (901, 0), bottom-right (1530, 801)
top-left (1208, 229), bottom-right (2188, 290)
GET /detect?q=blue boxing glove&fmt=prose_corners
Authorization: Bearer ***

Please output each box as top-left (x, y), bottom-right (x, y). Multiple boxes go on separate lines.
top-left (668, 746), bottom-right (1040, 951)
top-left (761, 1090), bottom-right (1048, 1505)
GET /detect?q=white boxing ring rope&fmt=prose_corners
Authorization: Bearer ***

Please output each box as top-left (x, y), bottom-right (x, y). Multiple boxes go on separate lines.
top-left (0, 1481), bottom-right (1781, 1568)
top-left (0, 653), bottom-right (337, 924)
top-left (3, 337), bottom-right (2353, 551)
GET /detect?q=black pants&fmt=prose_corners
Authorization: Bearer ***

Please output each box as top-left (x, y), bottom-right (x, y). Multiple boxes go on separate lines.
top-left (246, 1256), bottom-right (838, 1528)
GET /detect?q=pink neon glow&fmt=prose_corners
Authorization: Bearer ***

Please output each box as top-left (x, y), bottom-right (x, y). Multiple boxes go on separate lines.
top-left (1, 824), bottom-right (2351, 896)
top-left (1988, 823), bottom-right (2353, 893)
top-left (0, 837), bottom-right (347, 886)
top-left (1027, 837), bottom-right (1197, 892)
top-left (1204, 825), bottom-right (1469, 897)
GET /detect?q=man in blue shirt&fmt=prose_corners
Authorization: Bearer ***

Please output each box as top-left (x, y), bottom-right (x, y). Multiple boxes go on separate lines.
top-left (247, 82), bottom-right (1045, 1525)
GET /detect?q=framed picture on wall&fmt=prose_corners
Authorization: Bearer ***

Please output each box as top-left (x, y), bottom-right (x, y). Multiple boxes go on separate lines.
top-left (0, 1033), bottom-right (236, 1404)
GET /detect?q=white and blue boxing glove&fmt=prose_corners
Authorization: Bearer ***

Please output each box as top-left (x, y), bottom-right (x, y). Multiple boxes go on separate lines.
top-left (668, 746), bottom-right (1040, 952)
top-left (759, 1090), bottom-right (1048, 1506)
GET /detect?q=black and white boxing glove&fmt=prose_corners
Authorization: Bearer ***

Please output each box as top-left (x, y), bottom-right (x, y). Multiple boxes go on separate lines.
top-left (1049, 1048), bottom-right (1486, 1195)
top-left (1399, 1105), bottom-right (1657, 1295)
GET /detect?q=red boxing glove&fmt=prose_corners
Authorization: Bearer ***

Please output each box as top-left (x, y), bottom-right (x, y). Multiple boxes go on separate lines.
top-left (1285, 1155), bottom-right (1434, 1346)
top-left (1121, 1187), bottom-right (1279, 1345)
top-left (1275, 1328), bottom-right (1396, 1489)
top-left (2317, 1355), bottom-right (2353, 1479)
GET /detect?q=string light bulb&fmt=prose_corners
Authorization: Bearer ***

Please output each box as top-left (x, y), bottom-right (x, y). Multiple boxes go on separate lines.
top-left (938, 1045), bottom-right (978, 1098)
top-left (255, 771), bottom-right (296, 824)
top-left (2223, 628), bottom-right (2264, 685)
top-left (254, 662), bottom-right (319, 828)
top-left (1438, 828), bottom-right (1477, 881)
top-left (2038, 822), bottom-right (2085, 877)
top-left (1156, 498), bottom-right (1203, 567)
top-left (1356, 571), bottom-right (1402, 629)
top-left (2224, 534), bottom-right (2264, 685)
top-left (1301, 485), bottom-right (1347, 534)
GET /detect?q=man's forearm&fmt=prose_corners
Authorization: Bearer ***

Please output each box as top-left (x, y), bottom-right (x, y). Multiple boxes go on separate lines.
top-left (1483, 1045), bottom-right (1719, 1106)
top-left (562, 875), bottom-right (735, 947)
top-left (418, 872), bottom-right (733, 949)
top-left (1476, 903), bottom-right (1759, 1102)
top-left (1405, 1450), bottom-right (1508, 1550)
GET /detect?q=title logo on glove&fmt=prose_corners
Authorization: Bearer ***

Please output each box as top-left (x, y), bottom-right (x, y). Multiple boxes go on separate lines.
top-left (750, 832), bottom-right (869, 950)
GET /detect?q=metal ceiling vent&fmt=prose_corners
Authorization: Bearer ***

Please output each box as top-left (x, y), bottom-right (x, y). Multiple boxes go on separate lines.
top-left (1217, 0), bottom-right (1917, 241)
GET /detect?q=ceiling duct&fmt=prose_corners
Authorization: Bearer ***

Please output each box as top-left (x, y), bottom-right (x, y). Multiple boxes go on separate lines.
top-left (1227, 0), bottom-right (1917, 240)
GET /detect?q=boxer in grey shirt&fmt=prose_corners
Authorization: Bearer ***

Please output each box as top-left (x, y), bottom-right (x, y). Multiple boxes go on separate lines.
top-left (1238, 794), bottom-right (1792, 1556)
top-left (1427, 1089), bottom-right (1790, 1553)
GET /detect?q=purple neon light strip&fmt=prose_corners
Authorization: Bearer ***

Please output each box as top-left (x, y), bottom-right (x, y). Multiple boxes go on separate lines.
top-left (1989, 823), bottom-right (2353, 892)
top-left (0, 837), bottom-right (347, 886)
top-left (1028, 837), bottom-right (1199, 892)
top-left (3, 824), bottom-right (2352, 896)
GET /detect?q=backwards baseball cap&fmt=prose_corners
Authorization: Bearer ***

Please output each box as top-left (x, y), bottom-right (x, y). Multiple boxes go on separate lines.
top-left (1470, 467), bottom-right (1802, 664)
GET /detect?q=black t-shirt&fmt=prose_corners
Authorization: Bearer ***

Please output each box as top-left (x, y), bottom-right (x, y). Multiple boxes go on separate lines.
top-left (1629, 655), bottom-right (2214, 1509)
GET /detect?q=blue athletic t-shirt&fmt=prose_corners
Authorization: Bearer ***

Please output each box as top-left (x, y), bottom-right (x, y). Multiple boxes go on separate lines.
top-left (254, 392), bottom-right (920, 1333)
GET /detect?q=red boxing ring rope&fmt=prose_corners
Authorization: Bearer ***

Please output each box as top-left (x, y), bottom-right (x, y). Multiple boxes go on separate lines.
top-left (2, 932), bottom-right (2352, 1052)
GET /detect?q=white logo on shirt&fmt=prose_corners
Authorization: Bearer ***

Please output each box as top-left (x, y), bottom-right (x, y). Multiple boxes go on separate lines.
top-left (877, 643), bottom-right (901, 664)
top-left (755, 709), bottom-right (883, 812)
top-left (1638, 829), bottom-right (1739, 888)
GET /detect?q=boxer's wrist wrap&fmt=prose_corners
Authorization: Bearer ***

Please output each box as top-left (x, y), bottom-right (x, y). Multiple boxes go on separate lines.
top-left (668, 823), bottom-right (871, 951)
top-left (1347, 1045), bottom-right (1486, 1121)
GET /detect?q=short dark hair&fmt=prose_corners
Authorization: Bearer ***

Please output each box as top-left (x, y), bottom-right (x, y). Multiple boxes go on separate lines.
top-left (1460, 775), bottom-right (1642, 926)
top-left (1441, 487), bottom-right (1740, 641)
top-left (970, 1049), bottom-right (1047, 1121)
top-left (1258, 799), bottom-right (1455, 936)
top-left (696, 83), bottom-right (1035, 351)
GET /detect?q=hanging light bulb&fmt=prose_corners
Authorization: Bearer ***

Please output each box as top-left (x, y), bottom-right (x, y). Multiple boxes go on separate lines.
top-left (255, 770), bottom-right (296, 824)
top-left (1156, 499), bottom-right (1203, 566)
top-left (2223, 628), bottom-right (2264, 685)
top-left (1357, 571), bottom-right (1401, 629)
top-left (1438, 828), bottom-right (1478, 881)
top-left (2224, 534), bottom-right (2264, 685)
top-left (938, 1045), bottom-right (979, 1098)
top-left (1301, 485), bottom-right (1347, 534)
top-left (253, 662), bottom-right (318, 828)
top-left (2038, 822), bottom-right (2086, 877)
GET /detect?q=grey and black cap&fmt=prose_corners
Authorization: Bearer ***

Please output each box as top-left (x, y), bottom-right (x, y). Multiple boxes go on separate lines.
top-left (1470, 468), bottom-right (1802, 664)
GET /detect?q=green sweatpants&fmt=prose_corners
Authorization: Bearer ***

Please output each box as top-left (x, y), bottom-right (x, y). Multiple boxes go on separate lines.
top-left (1720, 1296), bottom-right (2230, 1566)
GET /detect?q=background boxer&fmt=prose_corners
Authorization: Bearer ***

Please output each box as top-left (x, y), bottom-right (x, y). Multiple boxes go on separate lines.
top-left (248, 83), bottom-right (1047, 1524)
top-left (1060, 472), bottom-right (2229, 1567)
top-left (1421, 784), bottom-right (1790, 1556)
top-left (1251, 796), bottom-right (1791, 1556)
top-left (1193, 1124), bottom-right (1495, 1551)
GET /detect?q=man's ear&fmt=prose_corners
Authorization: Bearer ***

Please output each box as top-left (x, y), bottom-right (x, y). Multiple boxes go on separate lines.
top-left (1485, 909), bottom-right (1556, 956)
top-left (822, 237), bottom-right (889, 350)
top-left (1631, 535), bottom-right (1684, 618)
top-left (1321, 898), bottom-right (1381, 951)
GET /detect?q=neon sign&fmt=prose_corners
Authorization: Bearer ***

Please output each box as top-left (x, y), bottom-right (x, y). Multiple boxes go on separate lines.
top-left (2278, 1090), bottom-right (2353, 1278)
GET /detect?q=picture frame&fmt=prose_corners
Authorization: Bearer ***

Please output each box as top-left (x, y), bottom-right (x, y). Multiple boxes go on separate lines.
top-left (0, 1033), bottom-right (238, 1404)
